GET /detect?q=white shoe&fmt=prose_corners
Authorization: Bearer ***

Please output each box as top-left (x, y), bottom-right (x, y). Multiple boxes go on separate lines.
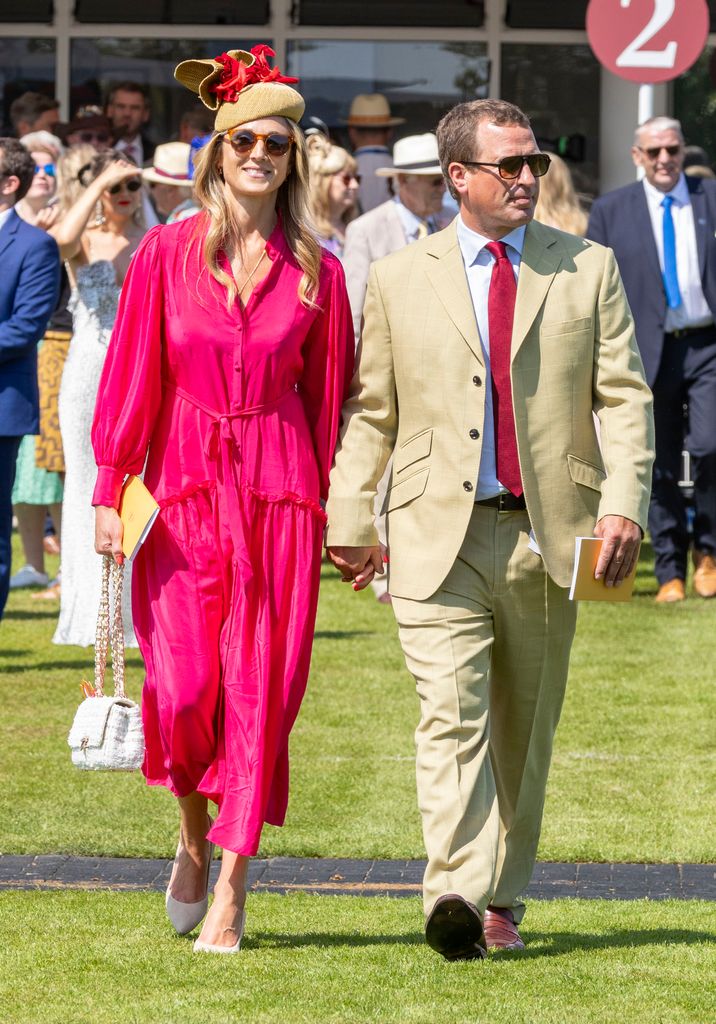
top-left (9, 564), bottom-right (49, 589)
top-left (165, 817), bottom-right (214, 935)
top-left (193, 910), bottom-right (246, 954)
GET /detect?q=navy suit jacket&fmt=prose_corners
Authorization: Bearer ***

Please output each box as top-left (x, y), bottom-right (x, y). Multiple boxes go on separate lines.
top-left (0, 209), bottom-right (60, 436)
top-left (587, 175), bottom-right (716, 386)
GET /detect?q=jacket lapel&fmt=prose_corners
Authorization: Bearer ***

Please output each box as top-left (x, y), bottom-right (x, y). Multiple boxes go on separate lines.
top-left (687, 175), bottom-right (708, 279)
top-left (424, 222), bottom-right (484, 366)
top-left (0, 208), bottom-right (19, 262)
top-left (511, 221), bottom-right (562, 357)
top-left (631, 182), bottom-right (663, 286)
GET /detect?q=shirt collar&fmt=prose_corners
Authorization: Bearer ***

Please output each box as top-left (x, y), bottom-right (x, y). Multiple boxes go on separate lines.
top-left (394, 196), bottom-right (437, 236)
top-left (643, 172), bottom-right (689, 207)
top-left (456, 214), bottom-right (526, 265)
top-left (0, 207), bottom-right (13, 233)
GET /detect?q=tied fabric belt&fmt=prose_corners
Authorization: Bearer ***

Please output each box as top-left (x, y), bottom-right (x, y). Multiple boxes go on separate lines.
top-left (163, 380), bottom-right (295, 581)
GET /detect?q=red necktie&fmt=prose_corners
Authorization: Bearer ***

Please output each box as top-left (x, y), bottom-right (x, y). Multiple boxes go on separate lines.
top-left (486, 240), bottom-right (522, 497)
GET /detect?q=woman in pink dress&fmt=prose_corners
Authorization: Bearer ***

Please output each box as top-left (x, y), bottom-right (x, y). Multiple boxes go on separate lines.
top-left (92, 46), bottom-right (353, 953)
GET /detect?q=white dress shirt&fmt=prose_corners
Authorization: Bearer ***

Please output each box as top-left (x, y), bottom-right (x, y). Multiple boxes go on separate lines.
top-left (456, 216), bottom-right (526, 500)
top-left (393, 196), bottom-right (438, 242)
top-left (0, 206), bottom-right (13, 233)
top-left (643, 173), bottom-right (713, 331)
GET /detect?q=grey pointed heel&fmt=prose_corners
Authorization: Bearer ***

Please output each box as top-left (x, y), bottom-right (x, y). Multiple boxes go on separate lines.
top-left (165, 817), bottom-right (214, 935)
top-left (193, 910), bottom-right (246, 954)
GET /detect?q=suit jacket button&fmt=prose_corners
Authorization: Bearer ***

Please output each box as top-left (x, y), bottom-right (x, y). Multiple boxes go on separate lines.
top-left (463, 481), bottom-right (473, 492)
top-left (469, 428), bottom-right (479, 439)
top-left (472, 375), bottom-right (482, 386)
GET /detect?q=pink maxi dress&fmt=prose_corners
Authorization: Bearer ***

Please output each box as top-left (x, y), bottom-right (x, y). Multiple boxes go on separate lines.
top-left (91, 214), bottom-right (354, 855)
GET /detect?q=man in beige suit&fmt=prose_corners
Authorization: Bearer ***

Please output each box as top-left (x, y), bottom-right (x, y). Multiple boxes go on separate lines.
top-left (326, 100), bottom-right (654, 961)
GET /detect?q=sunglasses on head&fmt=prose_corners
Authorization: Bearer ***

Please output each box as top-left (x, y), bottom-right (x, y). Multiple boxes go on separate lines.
top-left (34, 163), bottom-right (55, 177)
top-left (108, 178), bottom-right (142, 194)
top-left (223, 127), bottom-right (294, 157)
top-left (459, 153), bottom-right (551, 180)
top-left (76, 131), bottom-right (111, 144)
top-left (638, 144), bottom-right (681, 160)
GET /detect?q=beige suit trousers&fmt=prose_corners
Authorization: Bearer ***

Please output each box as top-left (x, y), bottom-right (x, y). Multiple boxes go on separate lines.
top-left (391, 505), bottom-right (577, 922)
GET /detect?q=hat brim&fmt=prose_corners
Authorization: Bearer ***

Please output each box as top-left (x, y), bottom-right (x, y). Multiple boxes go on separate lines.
top-left (341, 116), bottom-right (406, 127)
top-left (375, 163), bottom-right (443, 177)
top-left (142, 167), bottom-right (193, 186)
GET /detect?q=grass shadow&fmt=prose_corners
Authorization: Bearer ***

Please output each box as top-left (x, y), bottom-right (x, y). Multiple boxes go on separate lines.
top-left (3, 609), bottom-right (59, 620)
top-left (492, 926), bottom-right (716, 960)
top-left (314, 630), bottom-right (371, 640)
top-left (248, 929), bottom-right (424, 950)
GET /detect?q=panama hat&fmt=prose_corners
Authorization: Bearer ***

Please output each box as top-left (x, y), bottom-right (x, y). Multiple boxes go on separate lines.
top-left (174, 44), bottom-right (305, 133)
top-left (344, 94), bottom-right (405, 128)
top-left (375, 134), bottom-right (442, 177)
top-left (142, 142), bottom-right (192, 185)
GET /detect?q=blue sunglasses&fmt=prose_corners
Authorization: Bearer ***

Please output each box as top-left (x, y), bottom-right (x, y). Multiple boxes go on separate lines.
top-left (35, 163), bottom-right (55, 177)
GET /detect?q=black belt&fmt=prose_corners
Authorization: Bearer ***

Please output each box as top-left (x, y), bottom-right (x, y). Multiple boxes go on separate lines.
top-left (476, 492), bottom-right (527, 512)
top-left (665, 324), bottom-right (715, 339)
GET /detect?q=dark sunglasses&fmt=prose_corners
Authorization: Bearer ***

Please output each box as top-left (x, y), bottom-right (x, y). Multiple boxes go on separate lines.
top-left (459, 153), bottom-right (551, 180)
top-left (108, 178), bottom-right (142, 194)
top-left (338, 172), bottom-right (361, 186)
top-left (638, 144), bottom-right (681, 160)
top-left (34, 163), bottom-right (55, 177)
top-left (75, 131), bottom-right (111, 144)
top-left (223, 127), bottom-right (294, 157)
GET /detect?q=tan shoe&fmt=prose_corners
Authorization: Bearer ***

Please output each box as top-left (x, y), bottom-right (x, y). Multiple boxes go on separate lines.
top-left (693, 552), bottom-right (716, 598)
top-left (655, 579), bottom-right (685, 603)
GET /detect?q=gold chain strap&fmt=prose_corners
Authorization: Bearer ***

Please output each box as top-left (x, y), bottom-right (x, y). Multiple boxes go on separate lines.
top-left (94, 555), bottom-right (126, 699)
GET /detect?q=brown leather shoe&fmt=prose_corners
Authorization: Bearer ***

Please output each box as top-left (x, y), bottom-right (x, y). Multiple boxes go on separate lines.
top-left (484, 906), bottom-right (525, 950)
top-left (693, 551), bottom-right (716, 598)
top-left (425, 894), bottom-right (486, 961)
top-left (655, 579), bottom-right (685, 603)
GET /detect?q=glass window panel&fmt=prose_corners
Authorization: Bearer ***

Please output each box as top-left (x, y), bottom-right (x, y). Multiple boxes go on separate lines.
top-left (74, 0), bottom-right (268, 23)
top-left (505, 1), bottom-right (588, 29)
top-left (71, 38), bottom-right (267, 144)
top-left (296, 0), bottom-right (484, 28)
top-left (0, 1), bottom-right (53, 22)
top-left (288, 40), bottom-right (488, 139)
top-left (501, 43), bottom-right (599, 196)
top-left (0, 38), bottom-right (56, 135)
top-left (674, 48), bottom-right (716, 166)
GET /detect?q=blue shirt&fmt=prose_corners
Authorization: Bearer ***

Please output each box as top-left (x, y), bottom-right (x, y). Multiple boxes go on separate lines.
top-left (455, 216), bottom-right (526, 500)
top-left (393, 196), bottom-right (439, 243)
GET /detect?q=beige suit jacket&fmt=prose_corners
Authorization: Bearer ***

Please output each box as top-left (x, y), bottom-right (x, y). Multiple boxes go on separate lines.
top-left (326, 218), bottom-right (655, 599)
top-left (343, 200), bottom-right (408, 339)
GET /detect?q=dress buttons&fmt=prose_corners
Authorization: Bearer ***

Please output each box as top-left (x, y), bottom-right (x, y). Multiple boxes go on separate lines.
top-left (469, 429), bottom-right (479, 440)
top-left (472, 375), bottom-right (482, 386)
top-left (463, 481), bottom-right (473, 492)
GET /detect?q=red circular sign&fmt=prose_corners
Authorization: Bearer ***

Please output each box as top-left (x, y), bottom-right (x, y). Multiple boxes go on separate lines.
top-left (587, 0), bottom-right (709, 83)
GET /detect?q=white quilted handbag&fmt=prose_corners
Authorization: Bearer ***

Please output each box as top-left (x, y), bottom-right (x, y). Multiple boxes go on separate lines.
top-left (68, 556), bottom-right (144, 771)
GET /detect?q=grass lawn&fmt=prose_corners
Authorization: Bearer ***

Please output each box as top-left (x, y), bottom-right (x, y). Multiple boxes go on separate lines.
top-left (1, 536), bottom-right (714, 862)
top-left (1, 893), bottom-right (714, 1024)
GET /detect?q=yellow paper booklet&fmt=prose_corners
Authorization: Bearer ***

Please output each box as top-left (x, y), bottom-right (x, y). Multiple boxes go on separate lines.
top-left (118, 475), bottom-right (160, 560)
top-left (568, 536), bottom-right (637, 602)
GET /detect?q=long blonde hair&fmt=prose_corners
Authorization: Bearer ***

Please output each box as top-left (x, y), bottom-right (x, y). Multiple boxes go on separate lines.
top-left (534, 152), bottom-right (587, 236)
top-left (55, 144), bottom-right (97, 216)
top-left (306, 133), bottom-right (358, 240)
top-left (192, 122), bottom-right (322, 309)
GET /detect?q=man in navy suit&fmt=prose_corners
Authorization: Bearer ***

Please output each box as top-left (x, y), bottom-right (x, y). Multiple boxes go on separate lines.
top-left (0, 138), bottom-right (60, 619)
top-left (588, 116), bottom-right (716, 603)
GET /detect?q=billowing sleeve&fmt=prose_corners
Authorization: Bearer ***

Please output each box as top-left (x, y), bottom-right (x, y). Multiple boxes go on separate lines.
top-left (299, 255), bottom-right (355, 501)
top-left (91, 225), bottom-right (164, 509)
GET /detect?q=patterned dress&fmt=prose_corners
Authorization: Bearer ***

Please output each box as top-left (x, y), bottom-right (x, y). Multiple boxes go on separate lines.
top-left (91, 215), bottom-right (353, 855)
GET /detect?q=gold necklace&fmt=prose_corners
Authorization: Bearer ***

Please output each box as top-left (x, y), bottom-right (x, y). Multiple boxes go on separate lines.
top-left (235, 247), bottom-right (266, 296)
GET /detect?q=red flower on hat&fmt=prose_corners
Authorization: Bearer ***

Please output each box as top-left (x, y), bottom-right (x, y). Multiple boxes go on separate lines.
top-left (211, 45), bottom-right (298, 104)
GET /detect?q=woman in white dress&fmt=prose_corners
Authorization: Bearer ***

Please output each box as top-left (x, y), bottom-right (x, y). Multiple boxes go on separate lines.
top-left (51, 148), bottom-right (146, 646)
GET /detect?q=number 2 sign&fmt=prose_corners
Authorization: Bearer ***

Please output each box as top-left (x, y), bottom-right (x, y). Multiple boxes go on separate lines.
top-left (586, 0), bottom-right (709, 83)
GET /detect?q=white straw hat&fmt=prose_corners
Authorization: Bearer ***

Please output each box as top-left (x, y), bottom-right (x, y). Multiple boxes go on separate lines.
top-left (142, 142), bottom-right (192, 185)
top-left (375, 134), bottom-right (442, 177)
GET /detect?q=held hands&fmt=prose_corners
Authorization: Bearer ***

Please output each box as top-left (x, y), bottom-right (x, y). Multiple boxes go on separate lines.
top-left (95, 506), bottom-right (125, 566)
top-left (593, 515), bottom-right (642, 587)
top-left (327, 545), bottom-right (384, 591)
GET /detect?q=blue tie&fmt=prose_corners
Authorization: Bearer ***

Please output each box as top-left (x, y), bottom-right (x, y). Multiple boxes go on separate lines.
top-left (661, 195), bottom-right (682, 309)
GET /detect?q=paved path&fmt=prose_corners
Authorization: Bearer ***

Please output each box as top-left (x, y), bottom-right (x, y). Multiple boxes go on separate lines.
top-left (1, 855), bottom-right (714, 900)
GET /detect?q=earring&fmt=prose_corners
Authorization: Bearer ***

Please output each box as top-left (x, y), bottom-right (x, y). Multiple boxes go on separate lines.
top-left (93, 200), bottom-right (105, 227)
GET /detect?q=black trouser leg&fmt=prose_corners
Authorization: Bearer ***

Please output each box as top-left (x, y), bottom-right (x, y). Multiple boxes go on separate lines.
top-left (0, 436), bottom-right (22, 619)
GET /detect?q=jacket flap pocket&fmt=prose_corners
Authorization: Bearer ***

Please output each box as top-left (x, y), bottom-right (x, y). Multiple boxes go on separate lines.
top-left (541, 317), bottom-right (592, 337)
top-left (567, 454), bottom-right (606, 492)
top-left (395, 428), bottom-right (432, 474)
top-left (68, 696), bottom-right (134, 749)
top-left (386, 467), bottom-right (429, 512)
